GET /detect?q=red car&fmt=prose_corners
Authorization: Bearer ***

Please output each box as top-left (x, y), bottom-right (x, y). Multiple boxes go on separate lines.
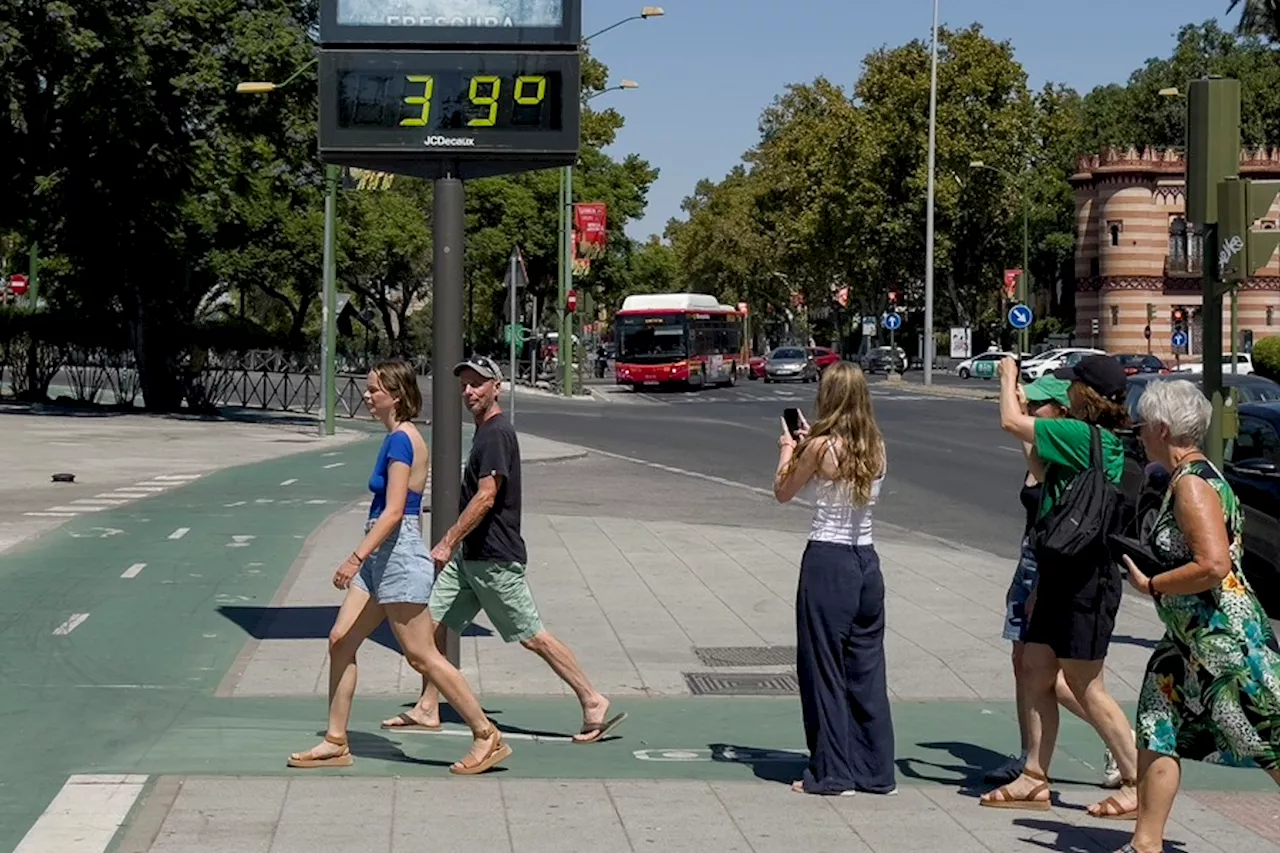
top-left (808, 346), bottom-right (841, 372)
top-left (748, 354), bottom-right (767, 380)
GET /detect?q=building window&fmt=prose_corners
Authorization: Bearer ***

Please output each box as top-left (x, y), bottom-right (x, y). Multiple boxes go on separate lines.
top-left (1108, 220), bottom-right (1123, 246)
top-left (1269, 306), bottom-right (1275, 326)
top-left (1090, 257), bottom-right (1100, 277)
top-left (1110, 305), bottom-right (1120, 327)
top-left (1167, 216), bottom-right (1202, 274)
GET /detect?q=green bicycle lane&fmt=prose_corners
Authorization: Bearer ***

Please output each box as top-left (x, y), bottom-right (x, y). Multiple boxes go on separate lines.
top-left (2, 427), bottom-right (1273, 851)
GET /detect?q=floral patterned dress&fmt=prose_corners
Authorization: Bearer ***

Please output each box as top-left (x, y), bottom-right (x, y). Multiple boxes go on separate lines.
top-left (1138, 459), bottom-right (1280, 769)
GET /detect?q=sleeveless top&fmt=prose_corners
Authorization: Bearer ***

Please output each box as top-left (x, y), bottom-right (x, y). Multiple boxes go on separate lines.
top-left (808, 442), bottom-right (885, 546)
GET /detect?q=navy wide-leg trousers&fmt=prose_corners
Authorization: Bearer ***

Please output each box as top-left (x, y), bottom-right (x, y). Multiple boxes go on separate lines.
top-left (795, 540), bottom-right (896, 795)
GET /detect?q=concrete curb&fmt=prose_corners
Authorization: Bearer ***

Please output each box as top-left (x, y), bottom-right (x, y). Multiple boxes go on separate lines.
top-left (506, 382), bottom-right (597, 403)
top-left (878, 378), bottom-right (998, 402)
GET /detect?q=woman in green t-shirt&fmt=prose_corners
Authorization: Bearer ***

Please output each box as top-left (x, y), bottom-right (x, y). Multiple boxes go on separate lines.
top-left (980, 354), bottom-right (1140, 820)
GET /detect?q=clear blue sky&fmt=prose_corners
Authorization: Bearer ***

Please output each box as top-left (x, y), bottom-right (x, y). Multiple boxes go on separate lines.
top-left (582, 0), bottom-right (1233, 241)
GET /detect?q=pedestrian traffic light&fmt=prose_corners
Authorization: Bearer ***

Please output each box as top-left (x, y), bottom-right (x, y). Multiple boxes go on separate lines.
top-left (1217, 177), bottom-right (1280, 283)
top-left (1186, 77), bottom-right (1241, 226)
top-left (888, 290), bottom-right (897, 306)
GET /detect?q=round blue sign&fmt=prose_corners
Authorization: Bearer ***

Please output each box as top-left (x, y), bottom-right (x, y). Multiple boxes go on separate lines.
top-left (882, 312), bottom-right (902, 330)
top-left (1008, 304), bottom-right (1033, 330)
top-left (1172, 330), bottom-right (1189, 349)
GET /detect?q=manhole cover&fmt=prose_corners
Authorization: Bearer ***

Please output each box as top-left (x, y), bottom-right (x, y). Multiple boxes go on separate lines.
top-left (694, 646), bottom-right (797, 667)
top-left (684, 672), bottom-right (800, 696)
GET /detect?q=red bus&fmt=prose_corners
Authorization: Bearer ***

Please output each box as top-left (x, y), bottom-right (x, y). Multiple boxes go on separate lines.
top-left (614, 293), bottom-right (745, 389)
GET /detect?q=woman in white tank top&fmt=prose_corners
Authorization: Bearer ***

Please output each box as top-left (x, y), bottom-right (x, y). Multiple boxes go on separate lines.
top-left (773, 362), bottom-right (895, 796)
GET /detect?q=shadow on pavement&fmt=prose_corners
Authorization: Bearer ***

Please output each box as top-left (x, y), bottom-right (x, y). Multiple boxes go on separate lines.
top-left (1011, 818), bottom-right (1189, 853)
top-left (1110, 633), bottom-right (1159, 650)
top-left (708, 743), bottom-right (807, 785)
top-left (373, 703), bottom-right (582, 741)
top-left (217, 604), bottom-right (494, 654)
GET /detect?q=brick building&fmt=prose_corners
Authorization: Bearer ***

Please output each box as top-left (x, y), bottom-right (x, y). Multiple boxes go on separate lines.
top-left (1071, 145), bottom-right (1280, 361)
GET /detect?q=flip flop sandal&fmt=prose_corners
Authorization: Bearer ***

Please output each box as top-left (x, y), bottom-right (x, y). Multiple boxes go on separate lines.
top-left (790, 781), bottom-right (856, 796)
top-left (573, 712), bottom-right (628, 744)
top-left (450, 727), bottom-right (513, 776)
top-left (381, 712), bottom-right (442, 732)
top-left (1089, 794), bottom-right (1138, 821)
top-left (287, 734), bottom-right (354, 768)
top-left (978, 769), bottom-right (1052, 811)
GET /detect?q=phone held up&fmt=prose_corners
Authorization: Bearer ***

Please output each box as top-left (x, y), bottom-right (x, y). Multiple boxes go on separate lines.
top-left (783, 407), bottom-right (802, 440)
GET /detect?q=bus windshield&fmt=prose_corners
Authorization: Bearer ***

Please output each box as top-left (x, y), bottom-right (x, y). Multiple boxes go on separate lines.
top-left (617, 315), bottom-right (688, 363)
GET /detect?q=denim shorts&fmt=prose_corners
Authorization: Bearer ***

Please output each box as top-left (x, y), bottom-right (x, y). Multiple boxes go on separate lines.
top-left (1002, 535), bottom-right (1039, 642)
top-left (351, 516), bottom-right (434, 605)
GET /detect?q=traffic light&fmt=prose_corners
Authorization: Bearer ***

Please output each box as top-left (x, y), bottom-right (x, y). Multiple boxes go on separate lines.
top-left (1186, 78), bottom-right (1241, 226)
top-left (887, 290), bottom-right (898, 306)
top-left (1146, 303), bottom-right (1156, 323)
top-left (1171, 306), bottom-right (1187, 331)
top-left (1217, 177), bottom-right (1280, 282)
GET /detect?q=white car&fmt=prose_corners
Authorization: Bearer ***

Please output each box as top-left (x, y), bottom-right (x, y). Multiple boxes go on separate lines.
top-left (955, 351), bottom-right (1015, 379)
top-left (1020, 348), bottom-right (1107, 381)
top-left (1174, 353), bottom-right (1254, 375)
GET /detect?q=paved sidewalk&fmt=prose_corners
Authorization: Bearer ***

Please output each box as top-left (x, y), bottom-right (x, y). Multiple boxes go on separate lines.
top-left (9, 436), bottom-right (1279, 853)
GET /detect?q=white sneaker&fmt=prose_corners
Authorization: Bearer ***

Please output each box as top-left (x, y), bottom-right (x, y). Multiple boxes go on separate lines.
top-left (1102, 748), bottom-right (1122, 789)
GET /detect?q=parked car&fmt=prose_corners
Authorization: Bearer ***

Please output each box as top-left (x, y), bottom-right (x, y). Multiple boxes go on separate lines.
top-left (807, 346), bottom-right (841, 373)
top-left (763, 347), bottom-right (819, 383)
top-left (1173, 353), bottom-right (1254, 375)
top-left (1020, 347), bottom-right (1107, 381)
top-left (1118, 374), bottom-right (1280, 581)
top-left (1115, 353), bottom-right (1171, 376)
top-left (955, 350), bottom-right (1015, 379)
top-left (859, 346), bottom-right (907, 374)
top-left (1224, 401), bottom-right (1280, 616)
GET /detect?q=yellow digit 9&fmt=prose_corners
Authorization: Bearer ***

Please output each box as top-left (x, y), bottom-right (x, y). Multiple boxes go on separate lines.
top-left (467, 75), bottom-right (501, 127)
top-left (399, 75), bottom-right (434, 127)
top-left (514, 75), bottom-right (547, 105)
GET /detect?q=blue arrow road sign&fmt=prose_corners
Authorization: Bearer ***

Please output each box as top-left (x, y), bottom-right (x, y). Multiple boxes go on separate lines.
top-left (1172, 330), bottom-right (1189, 349)
top-left (882, 312), bottom-right (902, 330)
top-left (1008, 304), bottom-right (1033, 330)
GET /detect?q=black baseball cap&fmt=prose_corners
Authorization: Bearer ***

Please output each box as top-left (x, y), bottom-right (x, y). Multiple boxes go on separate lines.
top-left (1052, 354), bottom-right (1127, 400)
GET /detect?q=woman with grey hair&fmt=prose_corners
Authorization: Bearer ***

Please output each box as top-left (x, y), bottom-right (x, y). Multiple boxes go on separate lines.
top-left (1116, 379), bottom-right (1280, 853)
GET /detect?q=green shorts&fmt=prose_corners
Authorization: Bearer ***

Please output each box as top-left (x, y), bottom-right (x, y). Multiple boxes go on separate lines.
top-left (428, 554), bottom-right (545, 643)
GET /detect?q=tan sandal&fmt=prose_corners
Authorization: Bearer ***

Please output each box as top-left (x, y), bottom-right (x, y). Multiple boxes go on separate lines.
top-left (1089, 781), bottom-right (1138, 821)
top-left (287, 734), bottom-right (354, 768)
top-left (449, 726), bottom-right (512, 776)
top-left (979, 768), bottom-right (1051, 811)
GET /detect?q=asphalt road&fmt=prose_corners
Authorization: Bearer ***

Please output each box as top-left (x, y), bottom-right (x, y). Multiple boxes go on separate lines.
top-left (499, 378), bottom-right (1027, 558)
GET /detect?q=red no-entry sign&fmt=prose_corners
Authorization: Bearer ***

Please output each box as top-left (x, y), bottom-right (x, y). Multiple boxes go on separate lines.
top-left (8, 274), bottom-right (27, 296)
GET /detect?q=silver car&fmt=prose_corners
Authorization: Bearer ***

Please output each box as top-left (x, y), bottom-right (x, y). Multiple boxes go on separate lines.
top-left (764, 347), bottom-right (818, 383)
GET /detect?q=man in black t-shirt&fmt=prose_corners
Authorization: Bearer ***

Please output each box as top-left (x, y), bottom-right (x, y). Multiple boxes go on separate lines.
top-left (381, 356), bottom-right (625, 744)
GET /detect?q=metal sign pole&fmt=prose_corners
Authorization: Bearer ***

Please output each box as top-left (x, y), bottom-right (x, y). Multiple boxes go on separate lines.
top-left (508, 247), bottom-right (518, 425)
top-left (432, 175), bottom-right (465, 669)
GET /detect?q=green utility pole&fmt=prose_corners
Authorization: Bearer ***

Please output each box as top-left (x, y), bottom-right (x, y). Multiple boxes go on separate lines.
top-left (559, 165), bottom-right (574, 397)
top-left (27, 242), bottom-right (39, 307)
top-left (1184, 78), bottom-right (1241, 467)
top-left (320, 164), bottom-right (339, 437)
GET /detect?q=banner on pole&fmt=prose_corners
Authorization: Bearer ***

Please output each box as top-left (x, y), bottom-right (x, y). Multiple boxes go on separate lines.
top-left (573, 202), bottom-right (608, 260)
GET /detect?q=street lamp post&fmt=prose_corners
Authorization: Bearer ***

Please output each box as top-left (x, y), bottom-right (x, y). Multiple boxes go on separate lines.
top-left (557, 8), bottom-right (662, 398)
top-left (236, 60), bottom-right (338, 436)
top-left (970, 160), bottom-right (1031, 355)
top-left (923, 0), bottom-right (939, 385)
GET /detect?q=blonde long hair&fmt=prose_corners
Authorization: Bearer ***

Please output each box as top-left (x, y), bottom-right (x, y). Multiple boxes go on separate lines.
top-left (793, 362), bottom-right (886, 506)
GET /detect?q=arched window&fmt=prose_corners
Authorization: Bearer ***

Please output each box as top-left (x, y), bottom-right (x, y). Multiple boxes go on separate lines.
top-left (1108, 221), bottom-right (1122, 246)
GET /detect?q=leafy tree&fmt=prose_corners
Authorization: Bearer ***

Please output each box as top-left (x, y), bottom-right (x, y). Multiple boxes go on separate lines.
top-left (1230, 0), bottom-right (1280, 39)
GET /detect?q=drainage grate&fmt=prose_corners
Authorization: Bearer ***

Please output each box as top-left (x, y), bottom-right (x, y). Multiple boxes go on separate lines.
top-left (693, 646), bottom-right (797, 667)
top-left (684, 672), bottom-right (800, 696)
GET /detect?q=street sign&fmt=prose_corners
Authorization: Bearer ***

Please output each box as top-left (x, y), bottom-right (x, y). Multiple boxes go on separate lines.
top-left (882, 312), bottom-right (902, 331)
top-left (1143, 324), bottom-right (1152, 341)
top-left (861, 316), bottom-right (877, 337)
top-left (1172, 330), bottom-right (1189, 351)
top-left (8, 274), bottom-right (27, 296)
top-left (504, 323), bottom-right (527, 345)
top-left (566, 289), bottom-right (578, 312)
top-left (1008, 304), bottom-right (1033, 330)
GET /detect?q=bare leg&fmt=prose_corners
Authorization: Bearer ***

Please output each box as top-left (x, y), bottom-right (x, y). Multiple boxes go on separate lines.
top-left (1012, 643), bottom-right (1031, 752)
top-left (980, 642), bottom-right (1059, 805)
top-left (521, 630), bottom-right (609, 741)
top-left (289, 587), bottom-right (384, 762)
top-left (1129, 749), bottom-right (1181, 853)
top-left (385, 603), bottom-right (501, 769)
top-left (382, 622), bottom-right (445, 728)
top-left (1059, 659), bottom-right (1139, 815)
top-left (1054, 668), bottom-right (1090, 721)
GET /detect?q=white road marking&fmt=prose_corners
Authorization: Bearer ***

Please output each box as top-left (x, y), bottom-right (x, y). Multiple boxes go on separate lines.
top-left (47, 505), bottom-right (102, 512)
top-left (323, 462), bottom-right (345, 469)
top-left (584, 447), bottom-right (814, 509)
top-left (52, 613), bottom-right (90, 635)
top-left (168, 527), bottom-right (190, 540)
top-left (306, 499), bottom-right (329, 505)
top-left (224, 500), bottom-right (247, 507)
top-left (279, 478), bottom-right (298, 486)
top-left (322, 451), bottom-right (341, 457)
top-left (71, 498), bottom-right (127, 506)
top-left (151, 474), bottom-right (201, 481)
top-left (227, 535), bottom-right (255, 548)
top-left (125, 486), bottom-right (169, 492)
top-left (255, 498), bottom-right (275, 504)
top-left (13, 774), bottom-right (148, 853)
top-left (999, 446), bottom-right (1023, 454)
top-left (120, 563), bottom-right (146, 579)
top-left (25, 511), bottom-right (77, 518)
top-left (67, 527), bottom-right (124, 539)
top-left (102, 491), bottom-right (155, 499)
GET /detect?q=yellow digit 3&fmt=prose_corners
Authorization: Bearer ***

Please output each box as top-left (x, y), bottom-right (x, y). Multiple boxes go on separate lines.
top-left (399, 75), bottom-right (434, 127)
top-left (467, 75), bottom-right (501, 126)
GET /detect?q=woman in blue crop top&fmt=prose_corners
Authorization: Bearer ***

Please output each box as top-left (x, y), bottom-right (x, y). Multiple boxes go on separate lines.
top-left (287, 358), bottom-right (512, 775)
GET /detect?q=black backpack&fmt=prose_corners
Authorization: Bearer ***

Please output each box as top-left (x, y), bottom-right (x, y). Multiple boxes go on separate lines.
top-left (1031, 425), bottom-right (1123, 562)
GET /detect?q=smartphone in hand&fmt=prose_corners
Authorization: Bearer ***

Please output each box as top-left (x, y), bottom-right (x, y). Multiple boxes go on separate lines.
top-left (783, 407), bottom-right (802, 439)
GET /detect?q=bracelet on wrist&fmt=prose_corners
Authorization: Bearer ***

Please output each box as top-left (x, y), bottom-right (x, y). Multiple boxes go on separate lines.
top-left (350, 551), bottom-right (365, 564)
